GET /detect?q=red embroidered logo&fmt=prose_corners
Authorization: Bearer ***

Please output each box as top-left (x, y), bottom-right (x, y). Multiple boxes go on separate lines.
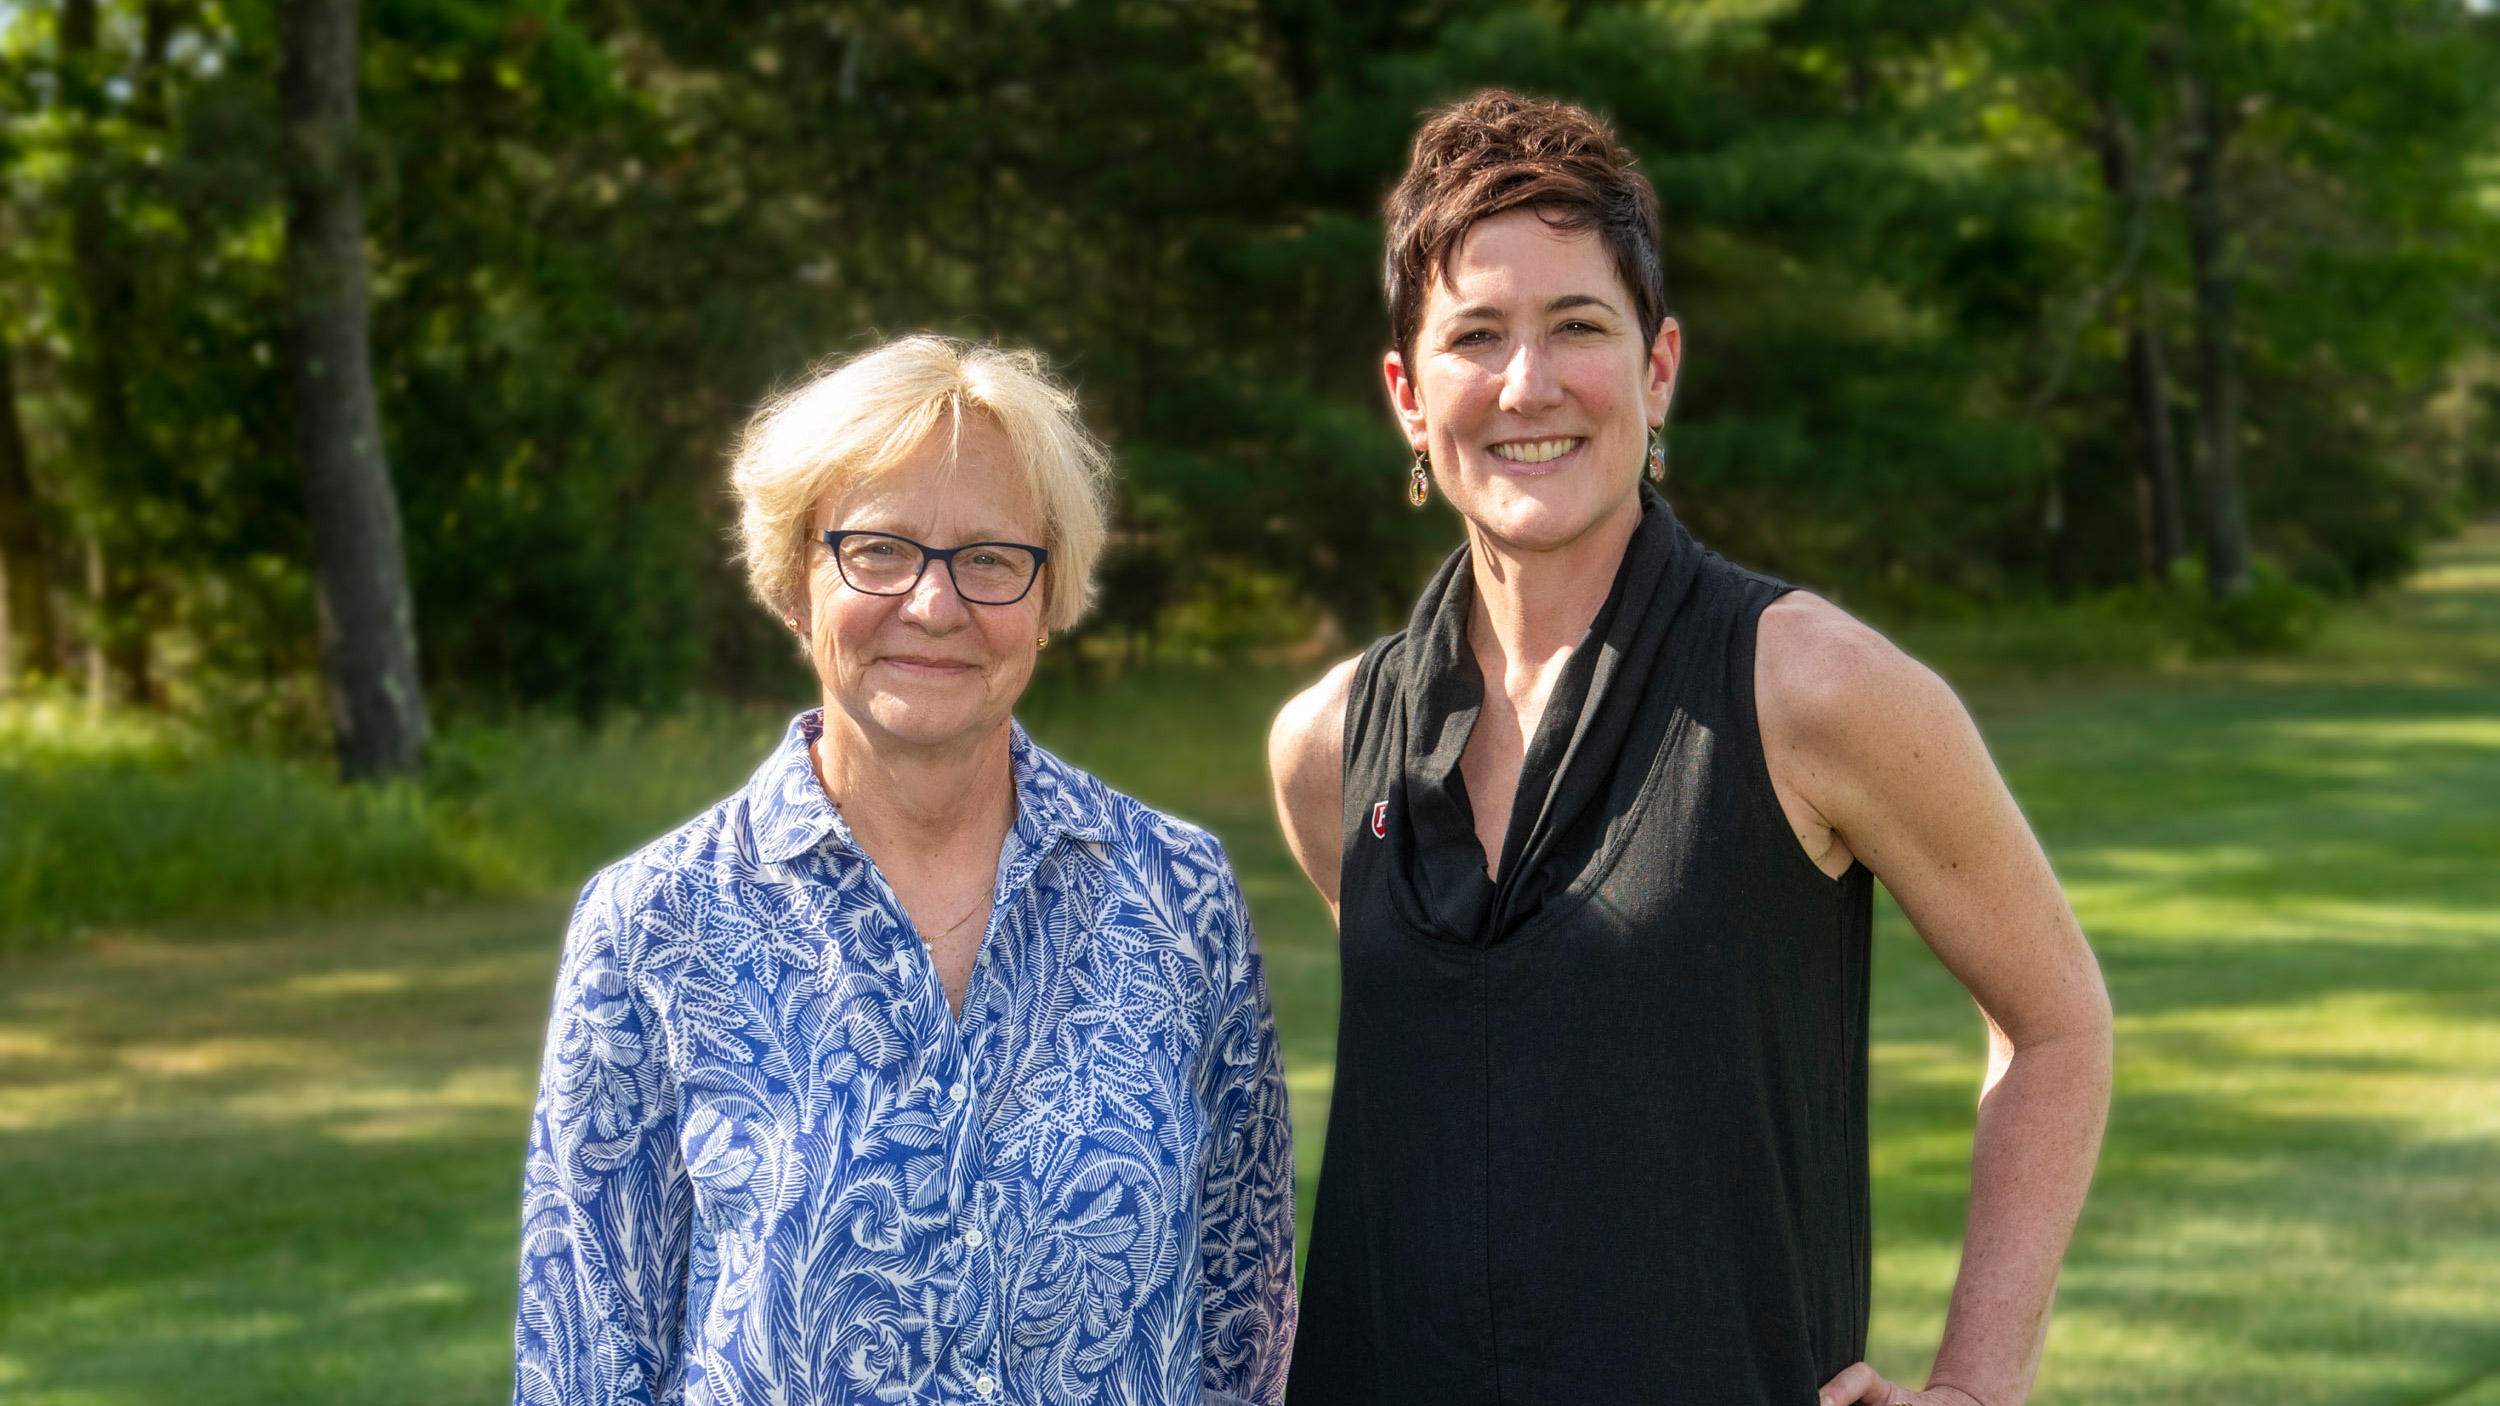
top-left (1371, 801), bottom-right (1388, 839)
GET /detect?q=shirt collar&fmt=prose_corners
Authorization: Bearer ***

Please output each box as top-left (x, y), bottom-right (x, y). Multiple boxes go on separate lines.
top-left (748, 708), bottom-right (1117, 866)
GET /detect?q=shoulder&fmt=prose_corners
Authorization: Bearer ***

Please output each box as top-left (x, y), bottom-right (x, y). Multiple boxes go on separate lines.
top-left (1268, 654), bottom-right (1365, 793)
top-left (1037, 758), bottom-right (1260, 1007)
top-left (1756, 590), bottom-right (1966, 748)
top-left (1755, 592), bottom-right (1994, 836)
top-left (1023, 736), bottom-right (1238, 898)
top-left (562, 792), bottom-right (753, 966)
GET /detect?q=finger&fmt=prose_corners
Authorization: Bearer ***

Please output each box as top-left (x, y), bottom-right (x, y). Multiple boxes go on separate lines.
top-left (1817, 1361), bottom-right (1898, 1405)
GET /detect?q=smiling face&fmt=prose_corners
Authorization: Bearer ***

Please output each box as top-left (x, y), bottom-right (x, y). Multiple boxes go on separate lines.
top-left (799, 411), bottom-right (1047, 755)
top-left (1386, 206), bottom-right (1679, 556)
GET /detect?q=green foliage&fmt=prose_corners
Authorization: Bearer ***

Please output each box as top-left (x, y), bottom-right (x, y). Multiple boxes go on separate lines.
top-left (0, 0), bottom-right (2496, 736)
top-left (0, 693), bottom-right (791, 947)
top-left (1884, 558), bottom-right (2330, 676)
top-left (0, 694), bottom-right (471, 945)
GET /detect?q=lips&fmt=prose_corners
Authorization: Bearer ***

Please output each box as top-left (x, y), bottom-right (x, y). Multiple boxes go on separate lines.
top-left (1488, 436), bottom-right (1585, 465)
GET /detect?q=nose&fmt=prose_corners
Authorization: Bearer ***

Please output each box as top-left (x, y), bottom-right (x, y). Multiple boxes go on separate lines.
top-left (1497, 336), bottom-right (1564, 418)
top-left (896, 557), bottom-right (971, 628)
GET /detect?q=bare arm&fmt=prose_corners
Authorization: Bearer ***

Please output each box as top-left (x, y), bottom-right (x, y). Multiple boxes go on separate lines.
top-left (1756, 595), bottom-right (2114, 1406)
top-left (1267, 658), bottom-right (1359, 924)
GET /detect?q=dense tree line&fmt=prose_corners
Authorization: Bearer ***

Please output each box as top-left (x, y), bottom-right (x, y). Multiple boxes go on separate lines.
top-left (0, 0), bottom-right (2493, 765)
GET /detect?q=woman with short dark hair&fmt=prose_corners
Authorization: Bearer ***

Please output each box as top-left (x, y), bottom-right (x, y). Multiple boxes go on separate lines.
top-left (1271, 91), bottom-right (2111, 1406)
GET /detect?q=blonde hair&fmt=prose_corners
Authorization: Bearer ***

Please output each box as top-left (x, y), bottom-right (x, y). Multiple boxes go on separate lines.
top-left (730, 334), bottom-right (1114, 632)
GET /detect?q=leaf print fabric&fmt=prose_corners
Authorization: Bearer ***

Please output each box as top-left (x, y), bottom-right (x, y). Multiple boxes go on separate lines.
top-left (513, 711), bottom-right (1295, 1406)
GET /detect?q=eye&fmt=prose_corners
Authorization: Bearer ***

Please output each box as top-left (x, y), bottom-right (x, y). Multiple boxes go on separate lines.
top-left (1451, 328), bottom-right (1495, 347)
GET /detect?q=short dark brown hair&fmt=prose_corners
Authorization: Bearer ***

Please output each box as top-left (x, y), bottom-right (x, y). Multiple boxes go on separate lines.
top-left (1384, 89), bottom-right (1667, 369)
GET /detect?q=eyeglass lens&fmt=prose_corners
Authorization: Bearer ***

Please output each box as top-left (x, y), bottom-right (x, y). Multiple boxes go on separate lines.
top-left (835, 533), bottom-right (1040, 605)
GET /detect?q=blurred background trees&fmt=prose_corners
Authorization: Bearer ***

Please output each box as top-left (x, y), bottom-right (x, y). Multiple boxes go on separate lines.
top-left (0, 0), bottom-right (2493, 756)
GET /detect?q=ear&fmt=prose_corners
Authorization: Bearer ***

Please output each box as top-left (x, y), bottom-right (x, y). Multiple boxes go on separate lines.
top-left (1644, 317), bottom-right (1682, 424)
top-left (1382, 349), bottom-right (1430, 454)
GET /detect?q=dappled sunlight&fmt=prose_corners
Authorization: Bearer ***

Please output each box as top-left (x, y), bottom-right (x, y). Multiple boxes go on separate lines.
top-left (2070, 885), bottom-right (2500, 946)
top-left (118, 1037), bottom-right (314, 1079)
top-left (231, 1064), bottom-right (534, 1145)
top-left (0, 1074), bottom-right (147, 1132)
top-left (2266, 715), bottom-right (2500, 750)
top-left (275, 968), bottom-right (413, 999)
top-left (2117, 995), bottom-right (2500, 1131)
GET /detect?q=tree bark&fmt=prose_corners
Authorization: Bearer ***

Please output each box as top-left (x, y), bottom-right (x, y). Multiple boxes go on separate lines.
top-left (61, 0), bottom-right (156, 703)
top-left (2179, 75), bottom-right (2254, 599)
top-left (0, 331), bottom-right (57, 681)
top-left (2090, 104), bottom-right (2187, 580)
top-left (281, 0), bottom-right (429, 778)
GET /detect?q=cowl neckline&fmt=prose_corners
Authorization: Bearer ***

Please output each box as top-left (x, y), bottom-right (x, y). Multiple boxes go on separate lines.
top-left (1389, 482), bottom-right (1707, 945)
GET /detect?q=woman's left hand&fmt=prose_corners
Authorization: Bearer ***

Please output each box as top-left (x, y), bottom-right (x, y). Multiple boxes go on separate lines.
top-left (1818, 1364), bottom-right (1990, 1406)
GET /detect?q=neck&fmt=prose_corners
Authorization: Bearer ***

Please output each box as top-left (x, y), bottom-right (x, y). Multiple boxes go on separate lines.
top-left (811, 708), bottom-right (1018, 855)
top-left (1463, 488), bottom-right (1644, 669)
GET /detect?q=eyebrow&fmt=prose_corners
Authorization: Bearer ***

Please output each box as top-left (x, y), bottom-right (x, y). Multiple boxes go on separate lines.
top-left (1444, 293), bottom-right (1621, 323)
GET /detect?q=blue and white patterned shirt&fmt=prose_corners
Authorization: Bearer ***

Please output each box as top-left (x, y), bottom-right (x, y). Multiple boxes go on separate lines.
top-left (514, 711), bottom-right (1295, 1406)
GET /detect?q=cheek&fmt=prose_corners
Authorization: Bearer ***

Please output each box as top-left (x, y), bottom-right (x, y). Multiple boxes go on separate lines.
top-left (983, 608), bottom-right (1044, 673)
top-left (808, 584), bottom-right (881, 675)
top-left (1418, 367), bottom-right (1499, 449)
top-left (1559, 351), bottom-right (1636, 416)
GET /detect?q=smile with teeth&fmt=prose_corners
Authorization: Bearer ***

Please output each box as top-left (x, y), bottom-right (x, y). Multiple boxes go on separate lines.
top-left (1489, 437), bottom-right (1584, 465)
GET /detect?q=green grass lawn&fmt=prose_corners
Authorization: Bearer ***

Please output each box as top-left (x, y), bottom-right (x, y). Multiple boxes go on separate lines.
top-left (3, 525), bottom-right (2497, 1404)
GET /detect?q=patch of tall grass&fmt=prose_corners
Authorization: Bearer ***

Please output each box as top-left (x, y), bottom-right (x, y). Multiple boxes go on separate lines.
top-left (1874, 561), bottom-right (2331, 678)
top-left (0, 693), bottom-right (793, 949)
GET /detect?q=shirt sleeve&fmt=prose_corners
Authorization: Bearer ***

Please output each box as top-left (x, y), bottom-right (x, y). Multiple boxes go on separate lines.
top-left (514, 867), bottom-right (693, 1406)
top-left (1195, 858), bottom-right (1298, 1406)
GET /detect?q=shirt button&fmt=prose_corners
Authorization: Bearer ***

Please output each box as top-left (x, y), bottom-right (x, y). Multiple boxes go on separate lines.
top-left (975, 1373), bottom-right (997, 1397)
top-left (949, 1082), bottom-right (967, 1103)
top-left (964, 1226), bottom-right (985, 1249)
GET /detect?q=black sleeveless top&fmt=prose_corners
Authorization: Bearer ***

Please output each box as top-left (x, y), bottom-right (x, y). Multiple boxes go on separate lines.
top-left (1287, 486), bottom-right (1874, 1406)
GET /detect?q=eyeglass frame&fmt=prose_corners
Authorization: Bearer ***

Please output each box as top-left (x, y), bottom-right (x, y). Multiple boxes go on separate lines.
top-left (814, 528), bottom-right (1052, 607)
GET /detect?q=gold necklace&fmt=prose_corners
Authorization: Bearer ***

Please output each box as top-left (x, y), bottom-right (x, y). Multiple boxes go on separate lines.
top-left (917, 891), bottom-right (988, 950)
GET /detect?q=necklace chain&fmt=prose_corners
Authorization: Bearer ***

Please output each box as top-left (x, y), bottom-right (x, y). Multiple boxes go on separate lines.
top-left (917, 892), bottom-right (987, 950)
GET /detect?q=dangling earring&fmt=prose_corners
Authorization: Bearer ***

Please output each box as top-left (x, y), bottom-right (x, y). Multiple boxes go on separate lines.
top-left (1646, 425), bottom-right (1668, 484)
top-left (1408, 451), bottom-right (1431, 507)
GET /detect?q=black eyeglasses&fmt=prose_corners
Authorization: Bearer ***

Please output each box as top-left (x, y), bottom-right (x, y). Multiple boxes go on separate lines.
top-left (816, 529), bottom-right (1050, 606)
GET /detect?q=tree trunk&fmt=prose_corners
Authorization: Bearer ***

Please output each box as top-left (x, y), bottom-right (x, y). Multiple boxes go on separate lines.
top-left (281, 0), bottom-right (429, 779)
top-left (2179, 75), bottom-right (2254, 599)
top-left (61, 0), bottom-right (156, 703)
top-left (0, 331), bottom-right (57, 681)
top-left (2121, 317), bottom-right (2186, 578)
top-left (2090, 104), bottom-right (2188, 581)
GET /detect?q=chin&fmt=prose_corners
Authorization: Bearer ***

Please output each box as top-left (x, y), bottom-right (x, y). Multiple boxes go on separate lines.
top-left (862, 701), bottom-right (994, 749)
top-left (1468, 475), bottom-right (1633, 553)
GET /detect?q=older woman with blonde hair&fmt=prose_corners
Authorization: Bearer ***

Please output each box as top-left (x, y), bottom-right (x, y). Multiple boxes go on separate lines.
top-left (513, 334), bottom-right (1295, 1406)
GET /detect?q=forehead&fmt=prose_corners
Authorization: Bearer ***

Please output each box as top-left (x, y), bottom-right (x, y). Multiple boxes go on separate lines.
top-left (1429, 207), bottom-right (1628, 316)
top-left (820, 411), bottom-right (1040, 532)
